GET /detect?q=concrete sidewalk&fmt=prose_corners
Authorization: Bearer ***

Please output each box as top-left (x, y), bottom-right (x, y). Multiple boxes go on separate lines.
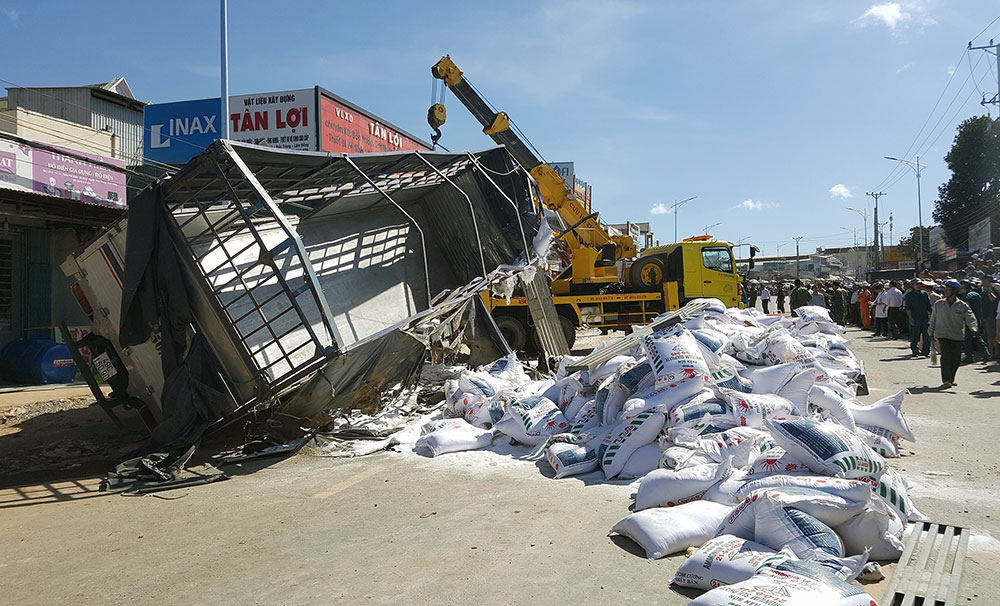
top-left (0, 328), bottom-right (997, 605)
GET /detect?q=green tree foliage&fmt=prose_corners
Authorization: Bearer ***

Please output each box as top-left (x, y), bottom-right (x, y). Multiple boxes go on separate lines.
top-left (897, 225), bottom-right (943, 269)
top-left (932, 115), bottom-right (1000, 249)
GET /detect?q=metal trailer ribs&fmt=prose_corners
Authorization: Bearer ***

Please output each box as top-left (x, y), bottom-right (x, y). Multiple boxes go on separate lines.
top-left (64, 140), bottom-right (557, 431)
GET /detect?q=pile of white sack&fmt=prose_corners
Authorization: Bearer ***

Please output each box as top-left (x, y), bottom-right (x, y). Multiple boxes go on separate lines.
top-left (412, 300), bottom-right (922, 604)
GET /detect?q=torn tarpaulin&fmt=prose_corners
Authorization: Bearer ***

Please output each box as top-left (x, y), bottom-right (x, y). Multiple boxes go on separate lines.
top-left (102, 445), bottom-right (228, 495)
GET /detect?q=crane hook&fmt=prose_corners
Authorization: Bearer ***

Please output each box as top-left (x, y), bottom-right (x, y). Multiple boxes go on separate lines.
top-left (427, 103), bottom-right (446, 148)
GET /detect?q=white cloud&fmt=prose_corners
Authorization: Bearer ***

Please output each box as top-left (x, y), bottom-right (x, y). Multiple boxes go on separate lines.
top-left (896, 62), bottom-right (913, 73)
top-left (855, 1), bottom-right (935, 32)
top-left (860, 3), bottom-right (909, 29)
top-left (946, 64), bottom-right (956, 76)
top-left (829, 184), bottom-right (853, 199)
top-left (650, 203), bottom-right (670, 215)
top-left (736, 199), bottom-right (778, 211)
top-left (3, 8), bottom-right (20, 25)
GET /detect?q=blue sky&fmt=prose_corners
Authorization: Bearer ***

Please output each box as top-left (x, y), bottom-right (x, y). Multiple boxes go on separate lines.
top-left (2, 1), bottom-right (998, 255)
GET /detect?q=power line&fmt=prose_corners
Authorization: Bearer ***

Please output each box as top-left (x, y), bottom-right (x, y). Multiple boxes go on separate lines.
top-left (968, 37), bottom-right (1000, 110)
top-left (932, 200), bottom-right (999, 233)
top-left (879, 51), bottom-right (985, 186)
top-left (878, 52), bottom-right (993, 195)
top-left (971, 14), bottom-right (1000, 43)
top-left (871, 48), bottom-right (969, 191)
top-left (0, 111), bottom-right (176, 176)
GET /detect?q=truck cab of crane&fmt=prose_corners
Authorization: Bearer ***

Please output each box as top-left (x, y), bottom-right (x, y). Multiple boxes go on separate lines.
top-left (630, 236), bottom-right (741, 308)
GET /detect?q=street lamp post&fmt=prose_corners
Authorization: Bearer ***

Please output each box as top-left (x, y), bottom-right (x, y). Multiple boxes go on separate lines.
top-left (793, 236), bottom-right (803, 279)
top-left (776, 243), bottom-right (786, 275)
top-left (885, 155), bottom-right (927, 272)
top-left (673, 196), bottom-right (697, 242)
top-left (703, 221), bottom-right (722, 235)
top-left (841, 227), bottom-right (860, 277)
top-left (846, 206), bottom-right (871, 273)
top-left (840, 226), bottom-right (858, 247)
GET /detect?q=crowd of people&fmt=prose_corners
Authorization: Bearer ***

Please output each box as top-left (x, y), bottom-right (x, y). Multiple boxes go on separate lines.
top-left (742, 272), bottom-right (1000, 388)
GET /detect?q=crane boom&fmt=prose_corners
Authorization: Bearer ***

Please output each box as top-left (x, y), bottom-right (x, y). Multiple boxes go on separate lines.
top-left (431, 56), bottom-right (635, 263)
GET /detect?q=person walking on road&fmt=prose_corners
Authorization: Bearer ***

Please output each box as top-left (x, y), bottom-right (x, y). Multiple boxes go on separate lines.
top-left (996, 293), bottom-right (1000, 364)
top-left (983, 281), bottom-right (999, 360)
top-left (831, 282), bottom-right (848, 326)
top-left (873, 283), bottom-right (890, 337)
top-left (857, 283), bottom-right (873, 330)
top-left (809, 283), bottom-right (827, 308)
top-left (747, 282), bottom-right (759, 310)
top-left (886, 281), bottom-right (905, 339)
top-left (760, 284), bottom-right (771, 314)
top-left (959, 280), bottom-right (985, 363)
top-left (776, 284), bottom-right (787, 314)
top-left (929, 279), bottom-right (979, 387)
top-left (850, 285), bottom-right (861, 326)
top-left (904, 280), bottom-right (932, 357)
top-left (789, 279), bottom-right (810, 315)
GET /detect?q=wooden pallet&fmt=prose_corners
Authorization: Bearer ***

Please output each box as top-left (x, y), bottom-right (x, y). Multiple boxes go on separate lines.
top-left (882, 521), bottom-right (969, 606)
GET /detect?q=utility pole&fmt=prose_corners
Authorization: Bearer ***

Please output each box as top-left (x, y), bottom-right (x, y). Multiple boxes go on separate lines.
top-left (866, 191), bottom-right (885, 264)
top-left (793, 236), bottom-right (803, 279)
top-left (703, 221), bottom-right (722, 235)
top-left (969, 39), bottom-right (1000, 109)
top-left (889, 213), bottom-right (893, 247)
top-left (884, 156), bottom-right (927, 271)
top-left (221, 0), bottom-right (230, 139)
top-left (876, 219), bottom-right (888, 267)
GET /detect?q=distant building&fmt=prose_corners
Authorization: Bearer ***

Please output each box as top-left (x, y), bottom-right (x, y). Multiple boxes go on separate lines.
top-left (4, 78), bottom-right (147, 196)
top-left (0, 82), bottom-right (133, 355)
top-left (608, 221), bottom-right (654, 249)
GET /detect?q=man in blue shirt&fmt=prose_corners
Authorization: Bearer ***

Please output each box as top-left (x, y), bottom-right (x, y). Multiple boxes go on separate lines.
top-left (904, 280), bottom-right (932, 357)
top-left (960, 280), bottom-right (985, 363)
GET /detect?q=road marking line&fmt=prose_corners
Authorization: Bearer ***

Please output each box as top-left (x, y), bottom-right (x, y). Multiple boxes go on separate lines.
top-left (311, 466), bottom-right (382, 499)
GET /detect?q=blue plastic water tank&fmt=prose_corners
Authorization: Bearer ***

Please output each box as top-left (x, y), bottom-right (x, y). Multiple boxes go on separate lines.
top-left (0, 339), bottom-right (78, 384)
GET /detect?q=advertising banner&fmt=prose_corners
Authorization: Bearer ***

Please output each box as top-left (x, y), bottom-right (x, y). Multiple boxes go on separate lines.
top-left (0, 137), bottom-right (126, 207)
top-left (145, 89), bottom-right (316, 164)
top-left (968, 217), bottom-right (991, 253)
top-left (548, 162), bottom-right (574, 187)
top-left (143, 97), bottom-right (222, 164)
top-left (230, 89), bottom-right (315, 151)
top-left (929, 225), bottom-right (947, 254)
top-left (574, 176), bottom-right (592, 212)
top-left (319, 94), bottom-right (429, 154)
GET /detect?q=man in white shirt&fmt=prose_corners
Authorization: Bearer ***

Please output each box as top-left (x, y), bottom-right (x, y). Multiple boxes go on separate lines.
top-left (874, 283), bottom-right (890, 337)
top-left (760, 285), bottom-right (771, 314)
top-left (886, 281), bottom-right (905, 339)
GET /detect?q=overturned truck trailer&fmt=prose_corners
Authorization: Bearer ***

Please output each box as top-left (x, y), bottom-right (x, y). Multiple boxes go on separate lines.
top-left (61, 140), bottom-right (564, 446)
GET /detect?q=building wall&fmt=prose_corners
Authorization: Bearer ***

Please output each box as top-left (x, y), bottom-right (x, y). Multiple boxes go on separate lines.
top-left (9, 87), bottom-right (91, 125)
top-left (0, 107), bottom-right (115, 157)
top-left (91, 95), bottom-right (144, 165)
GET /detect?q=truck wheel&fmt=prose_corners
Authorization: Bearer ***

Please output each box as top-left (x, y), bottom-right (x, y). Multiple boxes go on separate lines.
top-left (495, 315), bottom-right (528, 352)
top-left (532, 315), bottom-right (577, 352)
top-left (630, 257), bottom-right (666, 292)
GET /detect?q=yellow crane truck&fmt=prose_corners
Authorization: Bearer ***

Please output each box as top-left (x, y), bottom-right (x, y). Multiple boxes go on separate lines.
top-left (429, 56), bottom-right (746, 350)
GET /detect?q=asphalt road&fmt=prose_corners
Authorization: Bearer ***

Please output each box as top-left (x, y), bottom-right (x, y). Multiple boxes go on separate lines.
top-left (0, 327), bottom-right (998, 605)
